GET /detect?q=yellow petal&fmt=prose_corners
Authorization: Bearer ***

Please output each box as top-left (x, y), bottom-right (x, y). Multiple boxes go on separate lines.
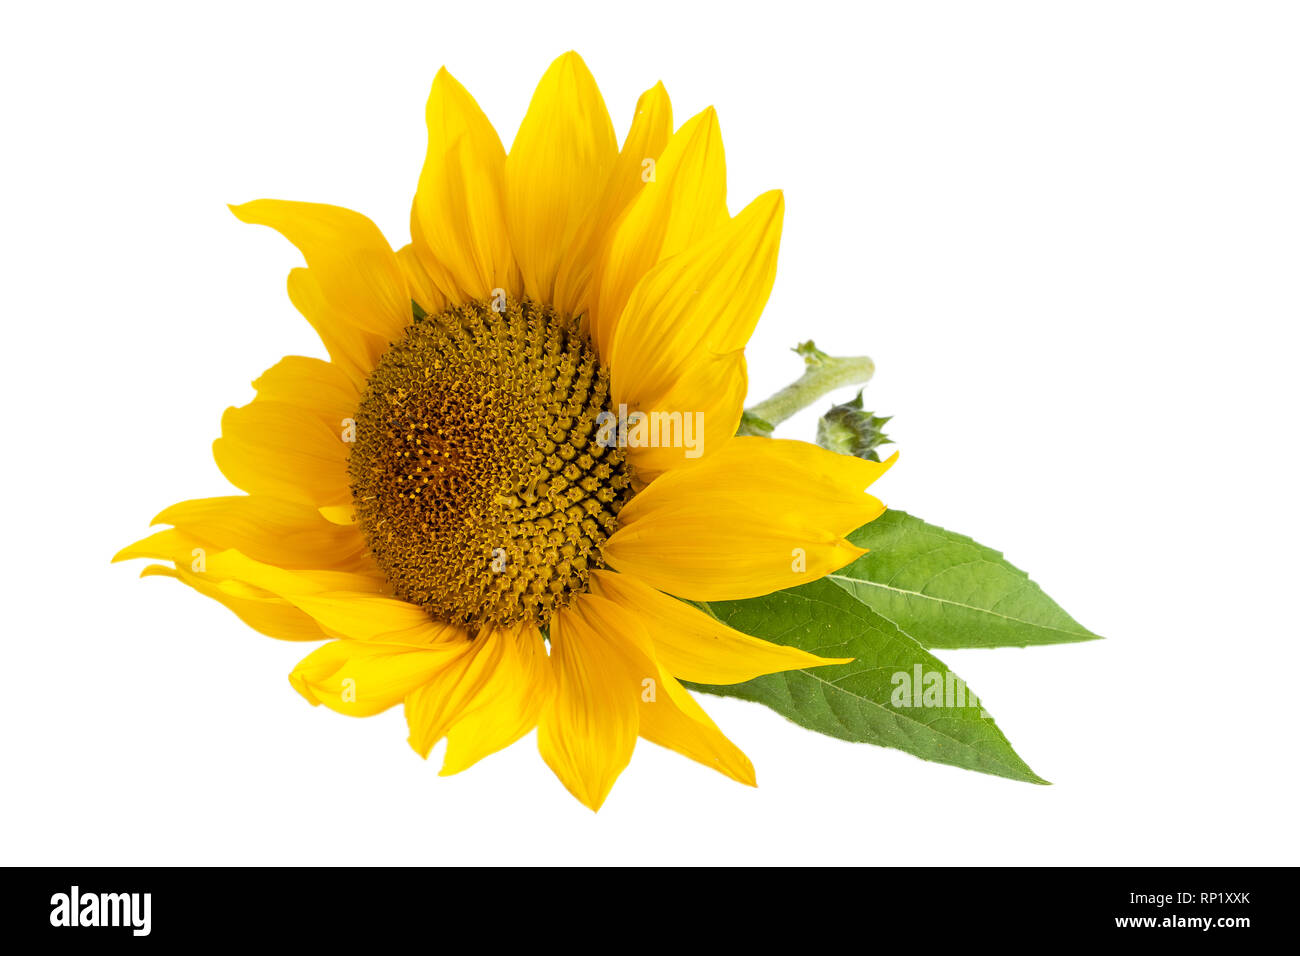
top-left (396, 243), bottom-right (447, 316)
top-left (603, 439), bottom-right (896, 601)
top-left (639, 664), bottom-right (756, 787)
top-left (212, 402), bottom-right (349, 509)
top-left (438, 624), bottom-right (553, 775)
top-left (249, 355), bottom-right (359, 414)
top-left (622, 348), bottom-right (747, 481)
top-left (591, 569), bottom-right (851, 684)
top-left (282, 269), bottom-right (381, 388)
top-left (291, 631), bottom-right (468, 717)
top-left (563, 591), bottom-right (756, 788)
top-left (403, 623), bottom-right (551, 771)
top-left (202, 551), bottom-right (433, 642)
top-left (588, 106), bottom-right (729, 359)
top-left (538, 596), bottom-right (644, 811)
top-left (211, 357), bottom-right (355, 508)
top-left (114, 494), bottom-right (373, 576)
top-left (608, 192), bottom-right (783, 478)
top-left (115, 528), bottom-right (201, 565)
top-left (610, 190), bottom-right (784, 418)
top-left (230, 200), bottom-right (410, 383)
top-left (506, 52), bottom-right (617, 304)
top-left (212, 402), bottom-right (350, 510)
top-left (124, 538), bottom-right (381, 596)
top-left (154, 495), bottom-right (370, 572)
top-left (403, 631), bottom-right (499, 758)
top-left (138, 565), bottom-right (328, 642)
top-left (411, 68), bottom-right (518, 304)
top-left (318, 505), bottom-right (357, 526)
top-left (554, 81), bottom-right (674, 319)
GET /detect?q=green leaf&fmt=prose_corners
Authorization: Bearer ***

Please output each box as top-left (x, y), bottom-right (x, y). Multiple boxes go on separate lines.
top-left (686, 578), bottom-right (1047, 784)
top-left (836, 510), bottom-right (1101, 648)
top-left (815, 389), bottom-right (892, 461)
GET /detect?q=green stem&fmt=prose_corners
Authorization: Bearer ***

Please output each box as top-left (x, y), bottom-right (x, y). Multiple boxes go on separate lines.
top-left (745, 341), bottom-right (875, 428)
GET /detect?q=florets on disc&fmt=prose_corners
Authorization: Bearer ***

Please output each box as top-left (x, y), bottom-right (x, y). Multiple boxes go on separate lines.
top-left (348, 297), bottom-right (632, 631)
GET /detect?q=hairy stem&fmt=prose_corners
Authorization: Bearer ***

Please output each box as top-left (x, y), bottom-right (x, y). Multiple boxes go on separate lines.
top-left (745, 341), bottom-right (876, 428)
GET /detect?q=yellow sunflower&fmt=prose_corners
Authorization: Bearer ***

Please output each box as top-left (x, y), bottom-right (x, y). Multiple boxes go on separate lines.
top-left (116, 52), bottom-right (894, 810)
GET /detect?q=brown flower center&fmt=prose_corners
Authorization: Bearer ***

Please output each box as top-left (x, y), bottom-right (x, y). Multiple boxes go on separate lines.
top-left (348, 297), bottom-right (632, 632)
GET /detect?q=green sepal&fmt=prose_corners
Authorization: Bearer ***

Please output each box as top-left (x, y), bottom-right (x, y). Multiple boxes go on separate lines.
top-left (815, 390), bottom-right (892, 461)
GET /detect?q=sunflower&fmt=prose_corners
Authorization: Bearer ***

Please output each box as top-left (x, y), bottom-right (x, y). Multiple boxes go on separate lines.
top-left (116, 52), bottom-right (895, 810)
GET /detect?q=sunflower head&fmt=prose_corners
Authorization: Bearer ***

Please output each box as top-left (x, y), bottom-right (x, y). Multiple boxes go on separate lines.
top-left (116, 52), bottom-right (894, 811)
top-left (348, 295), bottom-right (631, 631)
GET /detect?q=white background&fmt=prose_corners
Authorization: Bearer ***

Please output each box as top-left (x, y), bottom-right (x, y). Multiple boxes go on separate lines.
top-left (3, 1), bottom-right (1297, 865)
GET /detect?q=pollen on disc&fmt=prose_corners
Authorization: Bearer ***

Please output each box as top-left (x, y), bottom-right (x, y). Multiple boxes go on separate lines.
top-left (347, 297), bottom-right (633, 631)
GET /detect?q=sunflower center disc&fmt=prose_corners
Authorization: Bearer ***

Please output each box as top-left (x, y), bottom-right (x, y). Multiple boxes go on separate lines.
top-left (348, 297), bottom-right (633, 632)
